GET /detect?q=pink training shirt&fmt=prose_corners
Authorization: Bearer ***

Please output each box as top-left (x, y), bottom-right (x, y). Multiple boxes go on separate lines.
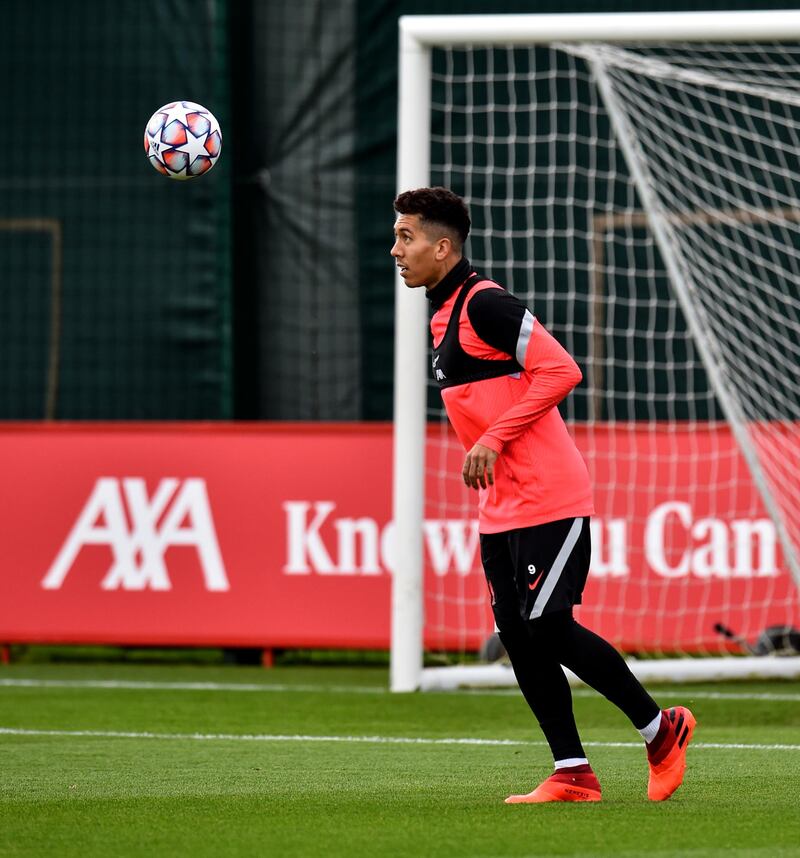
top-left (430, 278), bottom-right (595, 534)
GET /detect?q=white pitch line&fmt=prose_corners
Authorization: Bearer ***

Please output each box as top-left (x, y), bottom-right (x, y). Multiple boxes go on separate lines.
top-left (1, 678), bottom-right (800, 703)
top-left (0, 727), bottom-right (798, 752)
top-left (0, 679), bottom-right (386, 695)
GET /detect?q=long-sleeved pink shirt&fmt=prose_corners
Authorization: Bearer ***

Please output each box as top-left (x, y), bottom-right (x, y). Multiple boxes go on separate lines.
top-left (428, 264), bottom-right (594, 533)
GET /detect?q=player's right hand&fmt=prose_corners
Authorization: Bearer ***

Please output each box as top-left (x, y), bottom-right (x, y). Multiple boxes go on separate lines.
top-left (462, 443), bottom-right (498, 490)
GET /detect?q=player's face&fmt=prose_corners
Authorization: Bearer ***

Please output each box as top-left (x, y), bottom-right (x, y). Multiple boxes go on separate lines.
top-left (391, 214), bottom-right (444, 289)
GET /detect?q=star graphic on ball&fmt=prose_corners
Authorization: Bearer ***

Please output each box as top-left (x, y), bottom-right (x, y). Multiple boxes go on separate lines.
top-left (160, 101), bottom-right (204, 127)
top-left (175, 124), bottom-right (211, 167)
top-left (146, 130), bottom-right (168, 165)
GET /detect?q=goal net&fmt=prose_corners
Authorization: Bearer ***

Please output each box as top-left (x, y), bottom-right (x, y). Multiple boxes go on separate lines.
top-left (391, 12), bottom-right (800, 691)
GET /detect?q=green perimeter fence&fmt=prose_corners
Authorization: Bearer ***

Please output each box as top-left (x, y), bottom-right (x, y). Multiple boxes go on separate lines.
top-left (2, 0), bottom-right (797, 421)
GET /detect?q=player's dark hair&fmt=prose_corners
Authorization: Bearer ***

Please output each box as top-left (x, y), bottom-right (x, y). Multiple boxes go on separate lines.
top-left (393, 187), bottom-right (471, 247)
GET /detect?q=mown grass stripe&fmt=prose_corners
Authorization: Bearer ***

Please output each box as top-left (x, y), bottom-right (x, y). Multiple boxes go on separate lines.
top-left (2, 677), bottom-right (800, 703)
top-left (0, 726), bottom-right (798, 752)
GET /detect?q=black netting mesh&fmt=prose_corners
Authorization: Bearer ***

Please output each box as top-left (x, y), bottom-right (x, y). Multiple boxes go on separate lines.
top-left (0, 0), bottom-right (231, 419)
top-left (2, 0), bottom-right (796, 421)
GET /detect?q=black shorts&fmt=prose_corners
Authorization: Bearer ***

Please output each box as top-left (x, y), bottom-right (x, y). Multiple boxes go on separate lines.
top-left (480, 516), bottom-right (591, 629)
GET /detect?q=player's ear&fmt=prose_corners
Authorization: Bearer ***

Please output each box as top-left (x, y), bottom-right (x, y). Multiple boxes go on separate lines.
top-left (435, 236), bottom-right (452, 260)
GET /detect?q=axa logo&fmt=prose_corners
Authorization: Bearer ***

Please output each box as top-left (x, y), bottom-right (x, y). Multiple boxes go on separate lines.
top-left (41, 477), bottom-right (229, 592)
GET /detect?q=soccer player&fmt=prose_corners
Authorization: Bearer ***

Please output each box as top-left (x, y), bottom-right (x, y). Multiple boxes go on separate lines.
top-left (391, 186), bottom-right (696, 804)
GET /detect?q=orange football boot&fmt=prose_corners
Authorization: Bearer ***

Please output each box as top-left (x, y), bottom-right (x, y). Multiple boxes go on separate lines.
top-left (647, 706), bottom-right (697, 801)
top-left (505, 768), bottom-right (602, 804)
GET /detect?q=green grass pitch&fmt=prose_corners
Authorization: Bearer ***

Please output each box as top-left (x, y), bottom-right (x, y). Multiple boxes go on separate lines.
top-left (1, 662), bottom-right (799, 857)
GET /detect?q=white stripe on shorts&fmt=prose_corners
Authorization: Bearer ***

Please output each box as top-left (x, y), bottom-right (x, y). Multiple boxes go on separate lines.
top-left (529, 517), bottom-right (585, 620)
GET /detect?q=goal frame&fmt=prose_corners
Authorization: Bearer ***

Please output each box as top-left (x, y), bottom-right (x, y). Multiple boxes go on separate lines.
top-left (391, 10), bottom-right (800, 692)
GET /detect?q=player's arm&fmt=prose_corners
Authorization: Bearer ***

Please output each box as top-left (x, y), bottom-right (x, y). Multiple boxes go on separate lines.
top-left (467, 289), bottom-right (583, 452)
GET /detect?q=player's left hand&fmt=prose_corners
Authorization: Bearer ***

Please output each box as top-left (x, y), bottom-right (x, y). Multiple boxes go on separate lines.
top-left (462, 443), bottom-right (498, 490)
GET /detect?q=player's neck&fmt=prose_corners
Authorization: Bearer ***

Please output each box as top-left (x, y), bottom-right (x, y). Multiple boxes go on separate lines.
top-left (426, 256), bottom-right (471, 309)
top-left (429, 255), bottom-right (463, 289)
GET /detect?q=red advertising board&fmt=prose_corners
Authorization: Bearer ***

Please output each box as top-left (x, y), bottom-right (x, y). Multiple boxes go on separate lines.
top-left (0, 422), bottom-right (797, 652)
top-left (0, 423), bottom-right (394, 650)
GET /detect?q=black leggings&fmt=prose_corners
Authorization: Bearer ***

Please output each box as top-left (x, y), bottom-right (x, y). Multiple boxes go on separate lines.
top-left (498, 609), bottom-right (660, 762)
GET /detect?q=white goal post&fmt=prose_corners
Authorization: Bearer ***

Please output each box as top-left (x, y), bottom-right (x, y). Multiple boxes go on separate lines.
top-left (391, 11), bottom-right (800, 692)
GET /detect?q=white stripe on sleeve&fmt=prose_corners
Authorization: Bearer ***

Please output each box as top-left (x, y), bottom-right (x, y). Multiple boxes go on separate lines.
top-left (515, 310), bottom-right (535, 367)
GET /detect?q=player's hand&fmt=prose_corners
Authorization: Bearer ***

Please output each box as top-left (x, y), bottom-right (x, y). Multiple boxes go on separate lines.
top-left (462, 444), bottom-right (498, 490)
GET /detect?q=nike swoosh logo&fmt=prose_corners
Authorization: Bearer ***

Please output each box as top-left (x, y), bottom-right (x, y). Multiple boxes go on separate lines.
top-left (528, 571), bottom-right (544, 591)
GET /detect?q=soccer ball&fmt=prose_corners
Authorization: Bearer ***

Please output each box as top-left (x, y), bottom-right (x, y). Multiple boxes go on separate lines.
top-left (144, 101), bottom-right (222, 180)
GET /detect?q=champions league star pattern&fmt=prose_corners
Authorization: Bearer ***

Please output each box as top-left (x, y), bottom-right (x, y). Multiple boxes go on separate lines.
top-left (144, 101), bottom-right (222, 179)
